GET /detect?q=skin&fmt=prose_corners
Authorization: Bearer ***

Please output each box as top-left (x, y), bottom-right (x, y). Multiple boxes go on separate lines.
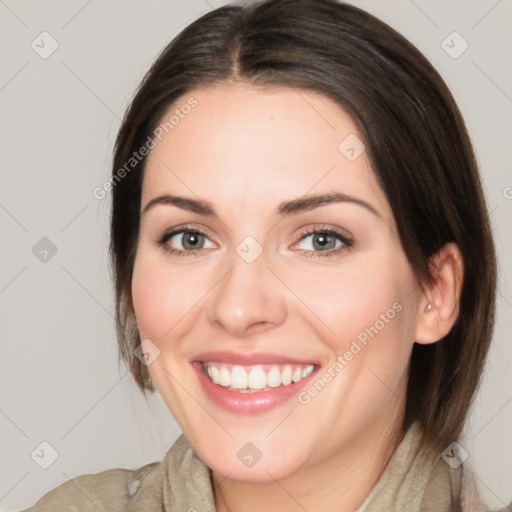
top-left (131, 83), bottom-right (463, 512)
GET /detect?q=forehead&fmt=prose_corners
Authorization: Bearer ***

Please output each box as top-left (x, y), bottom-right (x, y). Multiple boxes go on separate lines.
top-left (142, 83), bottom-right (392, 222)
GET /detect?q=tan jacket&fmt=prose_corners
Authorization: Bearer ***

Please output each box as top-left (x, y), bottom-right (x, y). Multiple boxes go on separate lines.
top-left (23, 422), bottom-right (510, 511)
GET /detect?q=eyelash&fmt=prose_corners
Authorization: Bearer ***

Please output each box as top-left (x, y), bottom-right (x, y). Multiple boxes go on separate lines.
top-left (155, 224), bottom-right (353, 260)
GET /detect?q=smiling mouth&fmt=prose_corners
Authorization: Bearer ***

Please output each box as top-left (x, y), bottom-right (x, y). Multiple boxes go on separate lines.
top-left (201, 362), bottom-right (316, 393)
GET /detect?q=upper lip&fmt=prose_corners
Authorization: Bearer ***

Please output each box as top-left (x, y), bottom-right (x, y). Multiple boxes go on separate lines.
top-left (192, 351), bottom-right (319, 366)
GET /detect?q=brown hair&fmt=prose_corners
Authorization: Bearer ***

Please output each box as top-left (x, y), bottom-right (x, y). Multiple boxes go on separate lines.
top-left (110, 0), bottom-right (496, 453)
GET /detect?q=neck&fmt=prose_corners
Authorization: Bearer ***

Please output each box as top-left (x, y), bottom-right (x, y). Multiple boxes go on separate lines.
top-left (212, 406), bottom-right (406, 512)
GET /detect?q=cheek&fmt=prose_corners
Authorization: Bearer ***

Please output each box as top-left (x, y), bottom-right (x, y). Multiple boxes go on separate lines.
top-left (131, 249), bottom-right (206, 342)
top-left (323, 253), bottom-right (418, 408)
top-left (292, 262), bottom-right (416, 435)
top-left (280, 250), bottom-right (417, 349)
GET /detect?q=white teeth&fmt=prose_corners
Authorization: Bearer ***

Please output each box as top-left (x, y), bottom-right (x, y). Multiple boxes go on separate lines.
top-left (248, 366), bottom-right (267, 390)
top-left (292, 367), bottom-right (302, 382)
top-left (208, 365), bottom-right (220, 384)
top-left (281, 365), bottom-right (292, 386)
top-left (301, 364), bottom-right (314, 378)
top-left (231, 365), bottom-right (248, 389)
top-left (267, 366), bottom-right (282, 388)
top-left (203, 362), bottom-right (316, 391)
top-left (219, 367), bottom-right (231, 387)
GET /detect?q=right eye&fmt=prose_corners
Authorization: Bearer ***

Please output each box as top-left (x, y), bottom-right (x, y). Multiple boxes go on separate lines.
top-left (158, 228), bottom-right (216, 257)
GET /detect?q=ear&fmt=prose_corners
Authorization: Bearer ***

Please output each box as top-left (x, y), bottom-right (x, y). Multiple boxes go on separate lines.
top-left (414, 242), bottom-right (464, 345)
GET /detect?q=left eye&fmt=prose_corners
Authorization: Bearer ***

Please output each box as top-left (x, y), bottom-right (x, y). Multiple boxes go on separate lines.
top-left (296, 231), bottom-right (346, 252)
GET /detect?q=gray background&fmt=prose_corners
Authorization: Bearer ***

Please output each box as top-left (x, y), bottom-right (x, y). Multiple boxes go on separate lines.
top-left (1, 1), bottom-right (511, 510)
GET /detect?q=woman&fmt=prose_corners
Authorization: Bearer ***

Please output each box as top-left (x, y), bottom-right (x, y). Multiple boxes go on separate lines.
top-left (24, 0), bottom-right (508, 510)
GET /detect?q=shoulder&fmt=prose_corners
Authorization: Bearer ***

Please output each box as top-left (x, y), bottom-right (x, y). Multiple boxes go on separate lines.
top-left (21, 460), bottom-right (162, 512)
top-left (22, 433), bottom-right (213, 512)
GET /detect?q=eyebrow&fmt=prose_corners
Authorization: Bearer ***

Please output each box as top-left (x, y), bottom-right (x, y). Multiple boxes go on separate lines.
top-left (141, 191), bottom-right (381, 218)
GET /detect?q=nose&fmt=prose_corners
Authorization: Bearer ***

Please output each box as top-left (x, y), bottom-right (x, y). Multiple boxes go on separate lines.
top-left (206, 250), bottom-right (287, 338)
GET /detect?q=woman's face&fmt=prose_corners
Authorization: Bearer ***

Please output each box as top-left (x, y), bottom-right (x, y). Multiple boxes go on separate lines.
top-left (131, 83), bottom-right (425, 481)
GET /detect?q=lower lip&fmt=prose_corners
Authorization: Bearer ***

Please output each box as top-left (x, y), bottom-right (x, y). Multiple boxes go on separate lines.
top-left (193, 363), bottom-right (317, 414)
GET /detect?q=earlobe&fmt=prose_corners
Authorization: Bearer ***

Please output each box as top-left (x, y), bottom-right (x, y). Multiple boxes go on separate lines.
top-left (414, 243), bottom-right (464, 345)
